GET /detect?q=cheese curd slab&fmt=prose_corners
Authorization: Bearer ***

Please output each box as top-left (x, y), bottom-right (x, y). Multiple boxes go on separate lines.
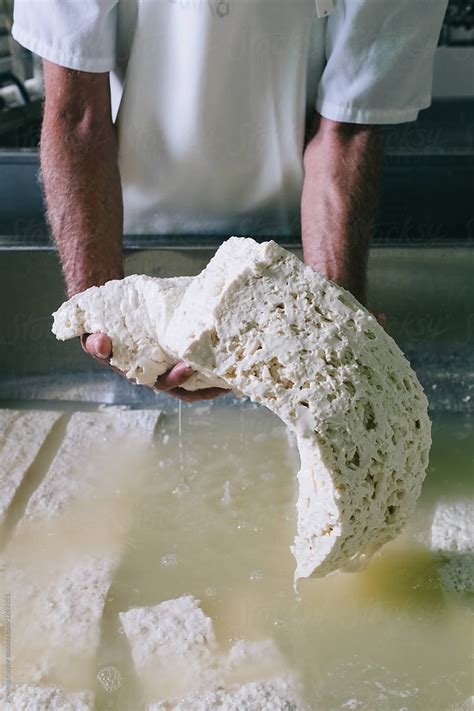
top-left (0, 684), bottom-right (94, 710)
top-left (0, 409), bottom-right (62, 525)
top-left (431, 500), bottom-right (474, 592)
top-left (120, 596), bottom-right (302, 709)
top-left (52, 238), bottom-right (431, 580)
top-left (3, 409), bottom-right (160, 687)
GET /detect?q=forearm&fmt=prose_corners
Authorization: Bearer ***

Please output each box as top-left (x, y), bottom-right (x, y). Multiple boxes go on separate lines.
top-left (40, 70), bottom-right (123, 297)
top-left (301, 115), bottom-right (382, 305)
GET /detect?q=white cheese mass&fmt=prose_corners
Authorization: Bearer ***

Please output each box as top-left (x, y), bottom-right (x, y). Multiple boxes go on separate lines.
top-left (120, 595), bottom-right (302, 709)
top-left (52, 237), bottom-right (431, 581)
top-left (431, 500), bottom-right (474, 592)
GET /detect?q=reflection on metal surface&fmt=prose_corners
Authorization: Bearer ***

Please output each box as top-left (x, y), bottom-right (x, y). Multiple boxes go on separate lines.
top-left (440, 1), bottom-right (474, 46)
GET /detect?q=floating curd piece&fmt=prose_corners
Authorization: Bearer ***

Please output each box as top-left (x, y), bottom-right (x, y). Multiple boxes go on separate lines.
top-left (0, 409), bottom-right (62, 525)
top-left (431, 500), bottom-right (474, 556)
top-left (120, 595), bottom-right (219, 701)
top-left (52, 237), bottom-right (431, 581)
top-left (150, 676), bottom-right (302, 711)
top-left (431, 500), bottom-right (474, 592)
top-left (120, 595), bottom-right (302, 710)
top-left (0, 684), bottom-right (94, 710)
top-left (438, 555), bottom-right (474, 593)
top-left (1, 556), bottom-right (117, 687)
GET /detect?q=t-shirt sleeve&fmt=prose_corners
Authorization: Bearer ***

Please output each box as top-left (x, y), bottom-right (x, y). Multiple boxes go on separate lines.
top-left (12, 0), bottom-right (118, 73)
top-left (316, 0), bottom-right (448, 125)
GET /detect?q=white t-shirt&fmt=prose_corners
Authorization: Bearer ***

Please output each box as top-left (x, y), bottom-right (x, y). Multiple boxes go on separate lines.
top-left (12, 0), bottom-right (447, 237)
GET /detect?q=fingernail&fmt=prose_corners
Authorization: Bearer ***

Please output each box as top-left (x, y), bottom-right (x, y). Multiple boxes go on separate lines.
top-left (92, 342), bottom-right (109, 358)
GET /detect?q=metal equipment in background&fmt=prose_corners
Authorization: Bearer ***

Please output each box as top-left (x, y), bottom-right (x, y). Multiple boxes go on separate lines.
top-left (0, 0), bottom-right (472, 247)
top-left (439, 0), bottom-right (474, 45)
top-left (0, 0), bottom-right (43, 147)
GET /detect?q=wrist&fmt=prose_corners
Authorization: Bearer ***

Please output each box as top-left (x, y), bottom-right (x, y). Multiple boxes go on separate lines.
top-left (65, 264), bottom-right (124, 297)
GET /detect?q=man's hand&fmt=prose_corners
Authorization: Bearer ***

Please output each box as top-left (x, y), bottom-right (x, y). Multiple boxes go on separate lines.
top-left (83, 333), bottom-right (229, 402)
top-left (42, 63), bottom-right (228, 402)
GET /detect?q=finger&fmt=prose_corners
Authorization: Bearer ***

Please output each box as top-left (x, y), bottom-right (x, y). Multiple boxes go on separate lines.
top-left (80, 334), bottom-right (89, 354)
top-left (155, 362), bottom-right (194, 391)
top-left (85, 333), bottom-right (112, 360)
top-left (166, 387), bottom-right (230, 402)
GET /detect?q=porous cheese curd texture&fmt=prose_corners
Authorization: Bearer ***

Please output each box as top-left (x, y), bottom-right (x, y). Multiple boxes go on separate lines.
top-left (52, 237), bottom-right (431, 580)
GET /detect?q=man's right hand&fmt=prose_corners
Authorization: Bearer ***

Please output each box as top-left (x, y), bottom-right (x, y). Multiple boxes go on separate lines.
top-left (83, 333), bottom-right (229, 403)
